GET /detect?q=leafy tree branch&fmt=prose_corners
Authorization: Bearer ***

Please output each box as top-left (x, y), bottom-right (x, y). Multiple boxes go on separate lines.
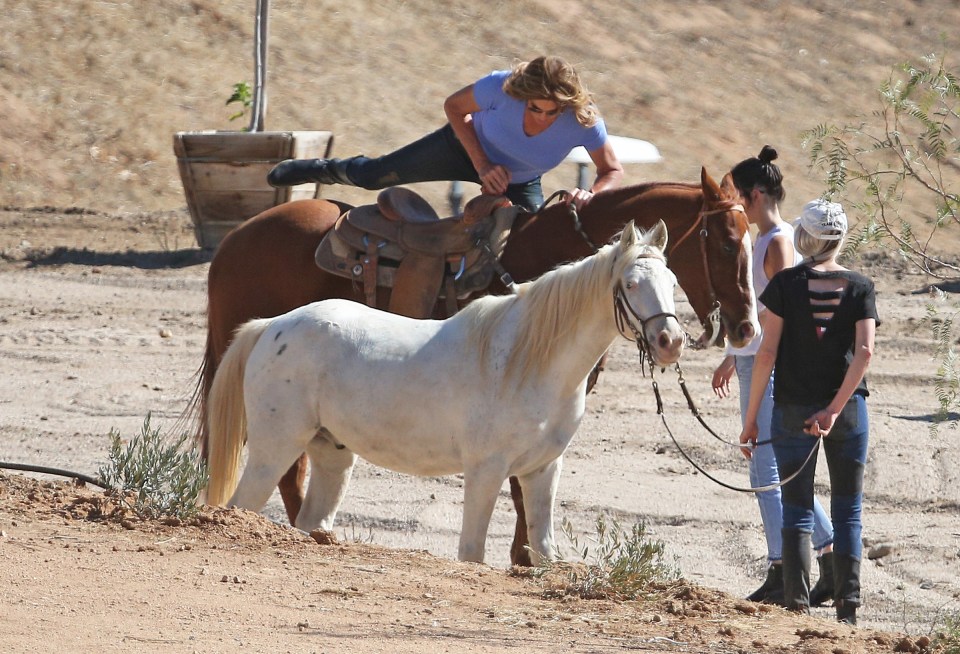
top-left (802, 53), bottom-right (959, 279)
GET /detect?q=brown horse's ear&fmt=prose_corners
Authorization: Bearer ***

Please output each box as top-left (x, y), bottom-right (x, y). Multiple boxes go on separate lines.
top-left (719, 172), bottom-right (739, 200)
top-left (701, 167), bottom-right (721, 202)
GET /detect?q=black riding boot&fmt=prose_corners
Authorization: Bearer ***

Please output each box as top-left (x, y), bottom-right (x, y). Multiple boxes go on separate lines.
top-left (267, 157), bottom-right (355, 187)
top-left (833, 554), bottom-right (861, 625)
top-left (781, 528), bottom-right (812, 613)
top-left (746, 562), bottom-right (784, 605)
top-left (809, 551), bottom-right (835, 607)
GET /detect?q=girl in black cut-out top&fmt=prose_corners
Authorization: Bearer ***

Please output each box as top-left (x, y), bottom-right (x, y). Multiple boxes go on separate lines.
top-left (739, 199), bottom-right (879, 626)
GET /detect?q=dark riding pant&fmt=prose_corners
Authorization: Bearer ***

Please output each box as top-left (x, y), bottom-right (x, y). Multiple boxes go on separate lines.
top-left (772, 394), bottom-right (868, 608)
top-left (342, 123), bottom-right (544, 212)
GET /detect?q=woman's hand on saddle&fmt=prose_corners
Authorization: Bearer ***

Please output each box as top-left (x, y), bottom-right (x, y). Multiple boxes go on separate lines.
top-left (478, 163), bottom-right (510, 196)
top-left (711, 355), bottom-right (735, 398)
top-left (739, 422), bottom-right (758, 460)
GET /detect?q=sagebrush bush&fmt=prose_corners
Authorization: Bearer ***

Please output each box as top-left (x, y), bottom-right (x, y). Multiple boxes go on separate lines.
top-left (936, 611), bottom-right (960, 654)
top-left (532, 514), bottom-right (681, 601)
top-left (97, 413), bottom-right (208, 520)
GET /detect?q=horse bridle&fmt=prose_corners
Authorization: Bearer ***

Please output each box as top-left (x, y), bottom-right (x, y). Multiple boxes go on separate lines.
top-left (668, 200), bottom-right (745, 350)
top-left (613, 261), bottom-right (678, 365)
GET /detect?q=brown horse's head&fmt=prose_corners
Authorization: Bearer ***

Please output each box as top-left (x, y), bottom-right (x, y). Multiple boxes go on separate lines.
top-left (681, 167), bottom-right (759, 349)
top-left (499, 172), bottom-right (759, 350)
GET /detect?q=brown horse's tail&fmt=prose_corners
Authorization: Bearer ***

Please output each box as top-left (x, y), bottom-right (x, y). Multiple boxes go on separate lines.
top-left (181, 326), bottom-right (219, 460)
top-left (206, 318), bottom-right (272, 506)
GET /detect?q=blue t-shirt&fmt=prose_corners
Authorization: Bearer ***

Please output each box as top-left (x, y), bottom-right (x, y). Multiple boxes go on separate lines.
top-left (470, 70), bottom-right (608, 184)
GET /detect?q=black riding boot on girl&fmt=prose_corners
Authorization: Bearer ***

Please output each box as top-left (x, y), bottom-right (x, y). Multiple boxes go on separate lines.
top-left (782, 528), bottom-right (812, 614)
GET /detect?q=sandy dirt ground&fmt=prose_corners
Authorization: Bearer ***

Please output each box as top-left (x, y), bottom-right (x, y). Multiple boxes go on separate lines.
top-left (0, 207), bottom-right (957, 653)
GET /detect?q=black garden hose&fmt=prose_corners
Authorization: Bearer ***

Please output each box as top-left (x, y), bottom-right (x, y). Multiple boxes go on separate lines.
top-left (0, 461), bottom-right (109, 489)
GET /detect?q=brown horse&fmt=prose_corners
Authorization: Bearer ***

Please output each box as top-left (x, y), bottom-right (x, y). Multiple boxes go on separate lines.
top-left (191, 166), bottom-right (757, 565)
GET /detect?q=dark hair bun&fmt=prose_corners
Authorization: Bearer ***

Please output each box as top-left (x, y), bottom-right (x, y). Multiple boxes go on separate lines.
top-left (758, 145), bottom-right (778, 163)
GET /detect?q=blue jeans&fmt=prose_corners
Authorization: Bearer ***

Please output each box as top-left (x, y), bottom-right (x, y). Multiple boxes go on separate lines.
top-left (735, 356), bottom-right (834, 560)
top-left (771, 394), bottom-right (869, 560)
top-left (342, 123), bottom-right (545, 212)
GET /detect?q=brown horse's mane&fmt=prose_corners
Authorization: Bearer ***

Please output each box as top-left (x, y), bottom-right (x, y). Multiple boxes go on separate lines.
top-left (609, 180), bottom-right (701, 193)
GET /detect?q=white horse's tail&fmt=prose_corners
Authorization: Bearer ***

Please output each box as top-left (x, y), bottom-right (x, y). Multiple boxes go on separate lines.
top-left (206, 317), bottom-right (273, 506)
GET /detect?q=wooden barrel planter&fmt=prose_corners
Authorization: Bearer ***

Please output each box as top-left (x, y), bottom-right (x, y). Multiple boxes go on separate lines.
top-left (173, 130), bottom-right (334, 248)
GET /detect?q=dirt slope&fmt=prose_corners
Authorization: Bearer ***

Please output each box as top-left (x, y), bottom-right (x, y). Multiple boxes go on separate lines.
top-left (3, 1), bottom-right (959, 222)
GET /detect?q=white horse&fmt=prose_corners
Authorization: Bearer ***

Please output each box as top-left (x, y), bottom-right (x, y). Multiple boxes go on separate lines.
top-left (206, 219), bottom-right (684, 564)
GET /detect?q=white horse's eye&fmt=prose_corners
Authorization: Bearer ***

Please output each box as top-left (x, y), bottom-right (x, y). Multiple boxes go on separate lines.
top-left (625, 281), bottom-right (634, 289)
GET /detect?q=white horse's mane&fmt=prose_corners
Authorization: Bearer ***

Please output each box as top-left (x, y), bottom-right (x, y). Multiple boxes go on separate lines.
top-left (462, 227), bottom-right (666, 385)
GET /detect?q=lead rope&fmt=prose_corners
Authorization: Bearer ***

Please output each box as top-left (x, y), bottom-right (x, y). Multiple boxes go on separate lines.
top-left (643, 357), bottom-right (819, 494)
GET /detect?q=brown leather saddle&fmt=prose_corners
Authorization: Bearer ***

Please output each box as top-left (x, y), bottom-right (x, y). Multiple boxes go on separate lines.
top-left (315, 187), bottom-right (519, 318)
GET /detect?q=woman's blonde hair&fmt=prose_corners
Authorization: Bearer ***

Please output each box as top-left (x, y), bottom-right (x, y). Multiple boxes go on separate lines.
top-left (794, 223), bottom-right (844, 264)
top-left (502, 56), bottom-right (599, 127)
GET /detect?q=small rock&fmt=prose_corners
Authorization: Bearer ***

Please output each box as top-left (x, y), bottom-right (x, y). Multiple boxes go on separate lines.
top-left (867, 543), bottom-right (895, 559)
top-left (309, 528), bottom-right (338, 545)
top-left (159, 328), bottom-right (173, 338)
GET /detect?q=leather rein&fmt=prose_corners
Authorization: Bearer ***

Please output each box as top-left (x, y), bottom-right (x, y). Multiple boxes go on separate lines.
top-left (638, 357), bottom-right (820, 494)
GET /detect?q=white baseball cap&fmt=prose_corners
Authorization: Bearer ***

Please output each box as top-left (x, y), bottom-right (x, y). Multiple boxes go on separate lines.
top-left (796, 199), bottom-right (847, 241)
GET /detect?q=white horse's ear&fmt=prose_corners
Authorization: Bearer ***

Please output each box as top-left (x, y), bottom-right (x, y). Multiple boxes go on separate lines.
top-left (651, 219), bottom-right (668, 251)
top-left (620, 220), bottom-right (639, 251)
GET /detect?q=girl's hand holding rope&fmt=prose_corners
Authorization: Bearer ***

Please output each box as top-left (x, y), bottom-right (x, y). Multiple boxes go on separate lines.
top-left (738, 422), bottom-right (758, 460)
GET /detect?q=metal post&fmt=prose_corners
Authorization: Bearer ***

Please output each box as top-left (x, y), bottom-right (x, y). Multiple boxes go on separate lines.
top-left (576, 163), bottom-right (589, 190)
top-left (248, 0), bottom-right (269, 132)
top-left (448, 181), bottom-right (464, 215)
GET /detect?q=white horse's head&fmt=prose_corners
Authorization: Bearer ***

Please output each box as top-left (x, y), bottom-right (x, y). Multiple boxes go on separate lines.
top-left (616, 220), bottom-right (685, 366)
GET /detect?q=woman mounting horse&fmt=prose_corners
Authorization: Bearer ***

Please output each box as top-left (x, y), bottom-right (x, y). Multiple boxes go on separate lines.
top-left (205, 221), bottom-right (682, 564)
top-left (190, 166), bottom-right (759, 565)
top-left (267, 55), bottom-right (623, 212)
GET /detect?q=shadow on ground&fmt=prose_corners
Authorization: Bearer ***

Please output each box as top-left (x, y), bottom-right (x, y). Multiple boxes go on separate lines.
top-left (22, 247), bottom-right (212, 269)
